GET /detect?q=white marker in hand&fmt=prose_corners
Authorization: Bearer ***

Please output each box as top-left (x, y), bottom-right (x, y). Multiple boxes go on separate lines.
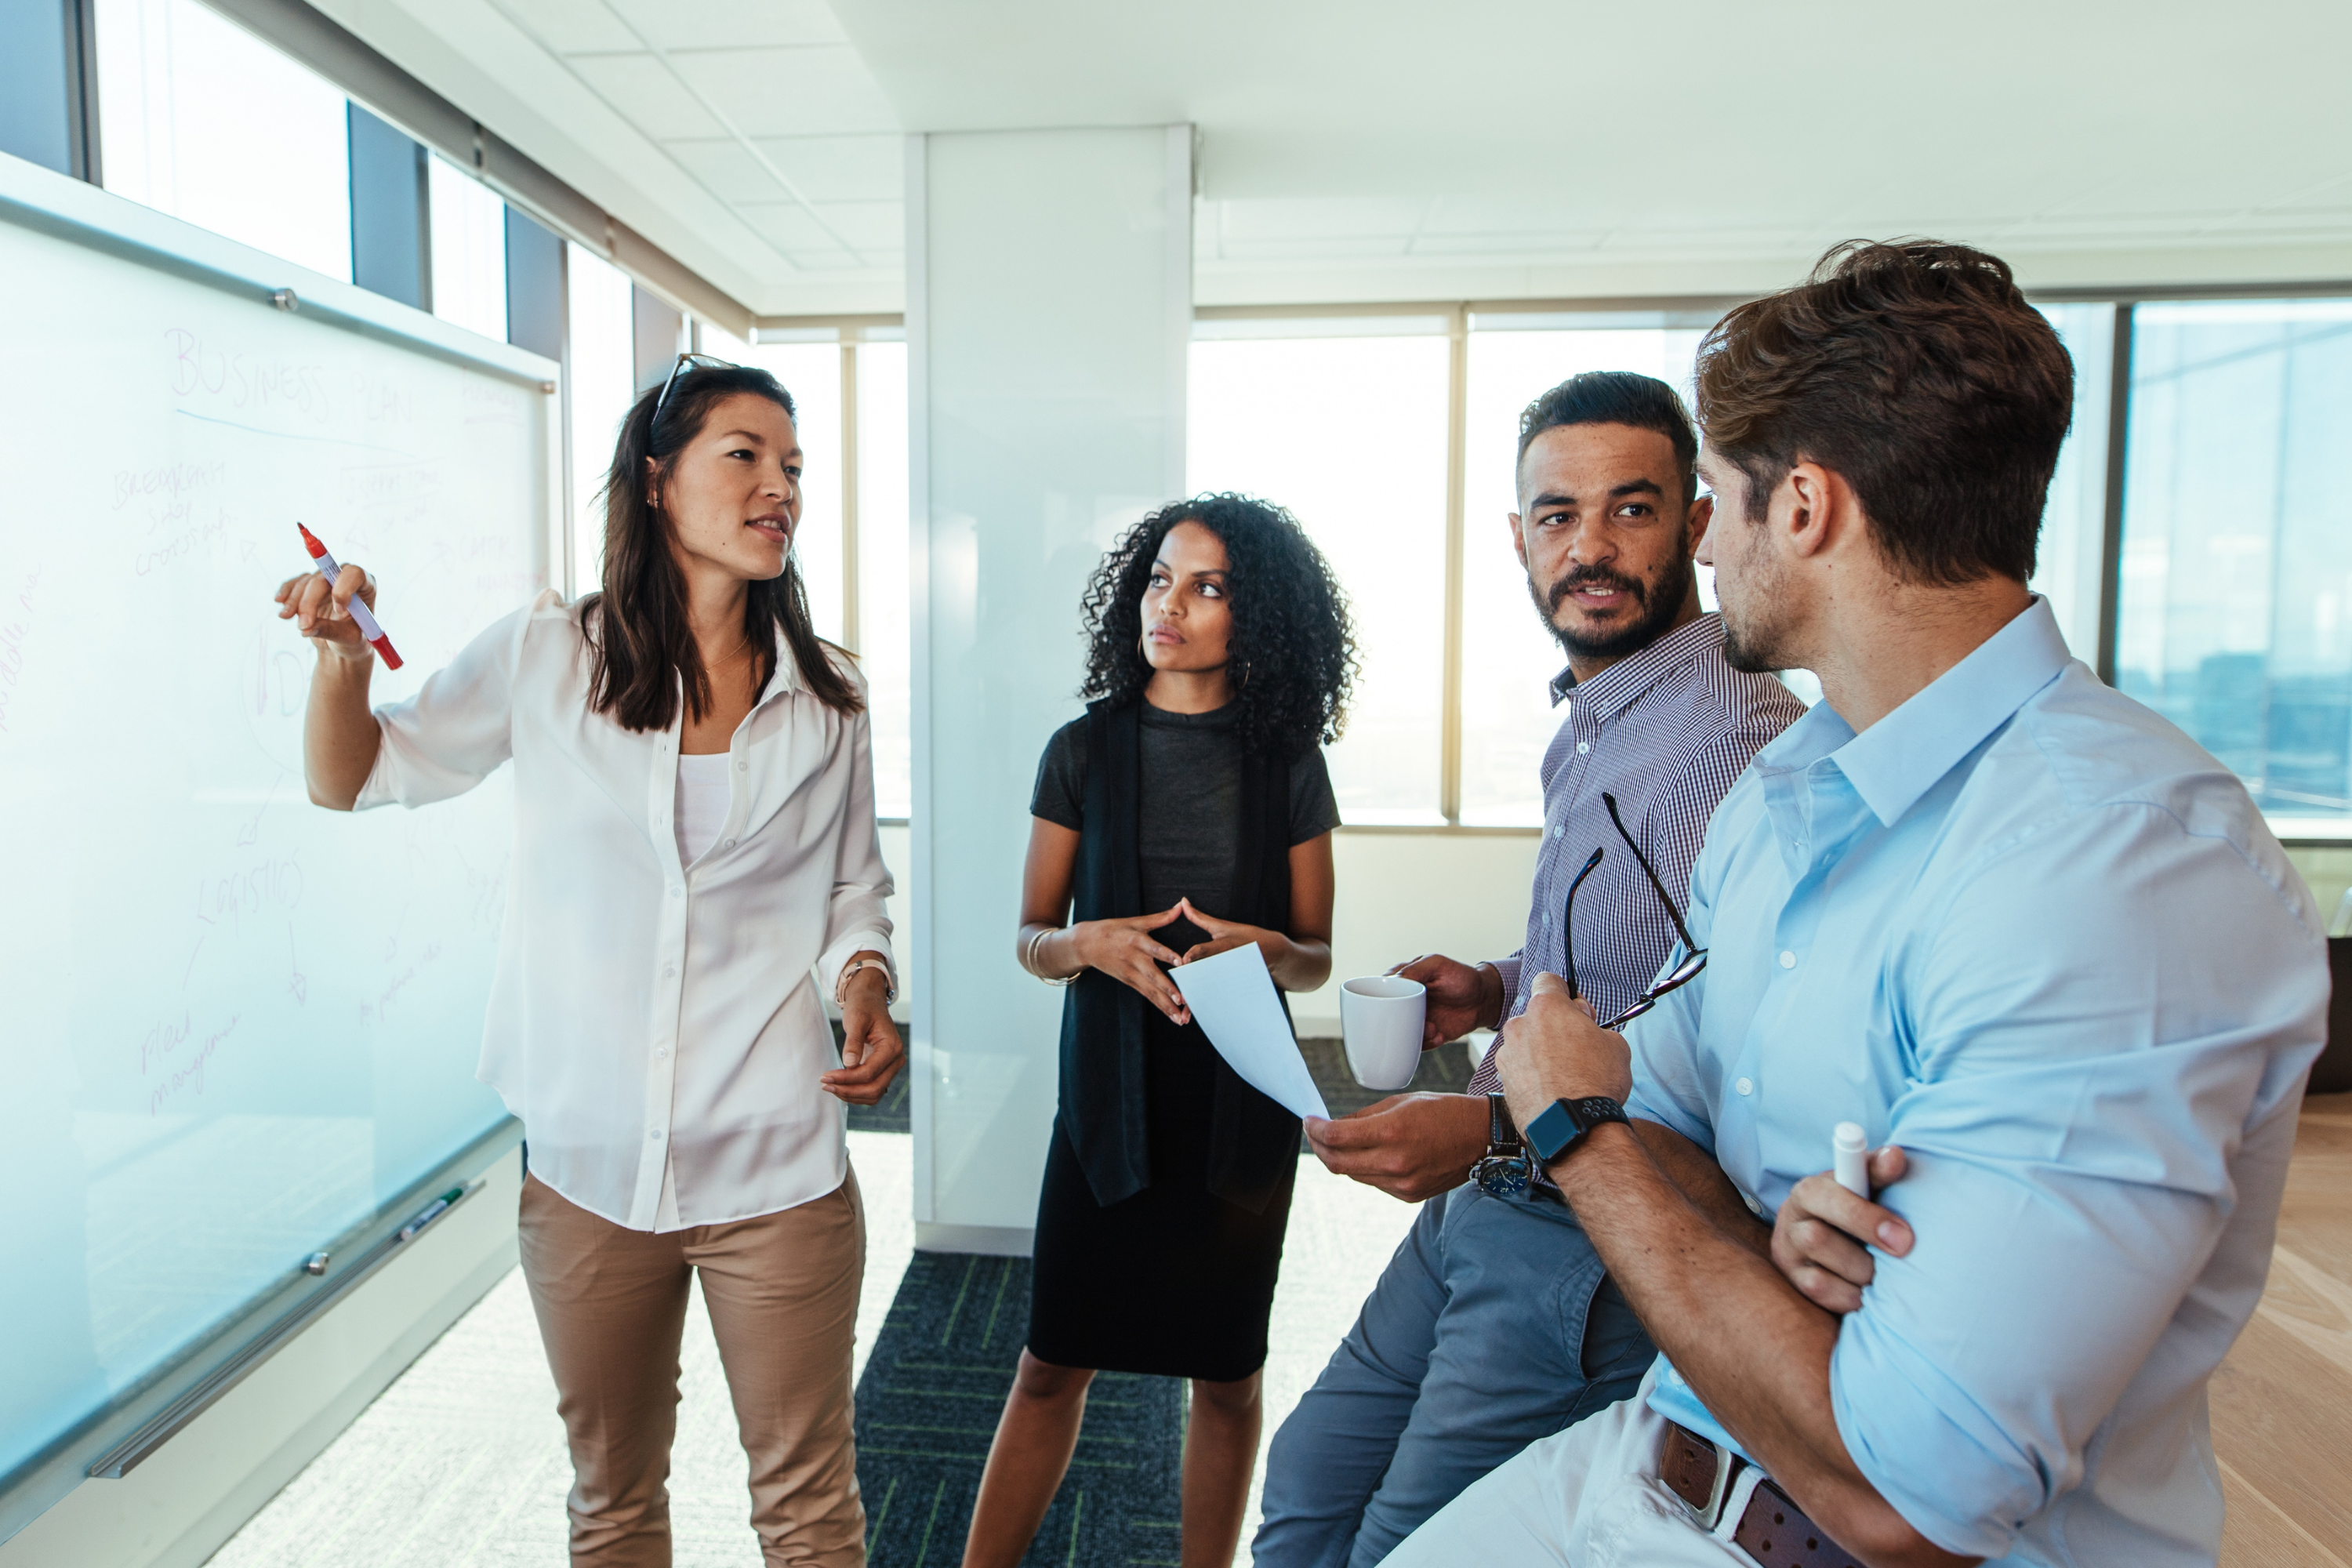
top-left (1832, 1122), bottom-right (1869, 1197)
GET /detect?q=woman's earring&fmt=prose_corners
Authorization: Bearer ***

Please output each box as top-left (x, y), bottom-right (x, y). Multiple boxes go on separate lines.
top-left (1138, 630), bottom-right (1149, 661)
top-left (1236, 660), bottom-right (1252, 690)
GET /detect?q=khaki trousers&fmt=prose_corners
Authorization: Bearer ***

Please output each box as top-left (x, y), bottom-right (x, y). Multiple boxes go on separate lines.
top-left (518, 1167), bottom-right (866, 1567)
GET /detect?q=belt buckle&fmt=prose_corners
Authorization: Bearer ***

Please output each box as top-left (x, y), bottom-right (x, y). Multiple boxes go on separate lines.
top-left (1690, 1439), bottom-right (1738, 1530)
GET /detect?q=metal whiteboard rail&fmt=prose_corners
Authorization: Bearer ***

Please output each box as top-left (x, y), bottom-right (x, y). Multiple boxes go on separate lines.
top-left (82, 1117), bottom-right (523, 1482)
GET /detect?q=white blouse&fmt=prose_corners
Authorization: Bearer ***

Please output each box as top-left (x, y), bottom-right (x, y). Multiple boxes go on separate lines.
top-left (355, 590), bottom-right (895, 1231)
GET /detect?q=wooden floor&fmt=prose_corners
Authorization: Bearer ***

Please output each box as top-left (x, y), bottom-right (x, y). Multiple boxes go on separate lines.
top-left (2215, 1091), bottom-right (2352, 1565)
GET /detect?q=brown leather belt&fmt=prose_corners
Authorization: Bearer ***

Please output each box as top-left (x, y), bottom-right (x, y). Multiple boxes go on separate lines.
top-left (1660, 1422), bottom-right (1864, 1568)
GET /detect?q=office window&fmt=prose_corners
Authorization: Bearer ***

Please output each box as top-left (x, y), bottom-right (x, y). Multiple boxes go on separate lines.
top-left (426, 154), bottom-right (506, 343)
top-left (2030, 306), bottom-right (2117, 662)
top-left (95, 0), bottom-right (350, 281)
top-left (1189, 325), bottom-right (1454, 825)
top-left (566, 243), bottom-right (634, 596)
top-left (2116, 299), bottom-right (2352, 834)
top-left (1457, 320), bottom-right (1708, 825)
top-left (742, 342), bottom-right (847, 644)
top-left (858, 339), bottom-right (913, 818)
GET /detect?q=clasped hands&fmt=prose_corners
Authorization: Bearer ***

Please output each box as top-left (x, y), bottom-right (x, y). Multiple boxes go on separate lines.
top-left (1063, 898), bottom-right (1287, 1026)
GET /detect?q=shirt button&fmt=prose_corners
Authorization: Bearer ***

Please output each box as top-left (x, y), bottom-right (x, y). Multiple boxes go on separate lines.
top-left (1793, 839), bottom-right (1806, 853)
top-left (663, 963), bottom-right (676, 978)
top-left (1736, 1076), bottom-right (1755, 1096)
top-left (648, 1127), bottom-right (663, 1142)
top-left (1553, 826), bottom-right (1564, 839)
top-left (720, 838), bottom-right (735, 849)
top-left (736, 760), bottom-right (748, 773)
top-left (1577, 741), bottom-right (1591, 754)
top-left (1779, 950), bottom-right (1797, 969)
top-left (671, 887), bottom-right (684, 900)
top-left (656, 1045), bottom-right (669, 1058)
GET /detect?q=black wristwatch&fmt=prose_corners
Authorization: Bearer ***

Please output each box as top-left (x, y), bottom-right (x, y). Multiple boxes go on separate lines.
top-left (1525, 1096), bottom-right (1631, 1167)
top-left (1468, 1093), bottom-right (1533, 1198)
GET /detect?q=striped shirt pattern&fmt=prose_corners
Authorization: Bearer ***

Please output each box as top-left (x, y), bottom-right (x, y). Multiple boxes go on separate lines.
top-left (1466, 612), bottom-right (1806, 1099)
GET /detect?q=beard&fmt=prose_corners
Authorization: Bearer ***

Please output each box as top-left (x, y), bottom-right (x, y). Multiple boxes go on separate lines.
top-left (1530, 547), bottom-right (1697, 664)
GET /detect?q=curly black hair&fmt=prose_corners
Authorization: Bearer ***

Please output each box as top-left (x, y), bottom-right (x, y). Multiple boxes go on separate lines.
top-left (1078, 493), bottom-right (1356, 758)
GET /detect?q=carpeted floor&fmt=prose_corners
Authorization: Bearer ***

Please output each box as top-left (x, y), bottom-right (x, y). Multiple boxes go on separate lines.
top-left (199, 1044), bottom-right (1466, 1567)
top-left (854, 1253), bottom-right (1185, 1567)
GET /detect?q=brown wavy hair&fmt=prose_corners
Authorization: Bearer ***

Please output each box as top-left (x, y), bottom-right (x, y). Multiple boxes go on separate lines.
top-left (1694, 239), bottom-right (2074, 585)
top-left (581, 362), bottom-right (862, 730)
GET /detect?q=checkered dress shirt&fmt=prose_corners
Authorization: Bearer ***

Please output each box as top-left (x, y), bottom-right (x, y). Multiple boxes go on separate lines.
top-left (1465, 613), bottom-right (1806, 1099)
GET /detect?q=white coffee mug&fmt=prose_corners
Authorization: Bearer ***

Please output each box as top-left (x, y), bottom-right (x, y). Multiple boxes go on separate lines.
top-left (1341, 975), bottom-right (1427, 1091)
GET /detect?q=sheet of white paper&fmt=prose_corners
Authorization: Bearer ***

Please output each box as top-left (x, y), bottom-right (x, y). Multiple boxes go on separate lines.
top-left (1170, 943), bottom-right (1330, 1122)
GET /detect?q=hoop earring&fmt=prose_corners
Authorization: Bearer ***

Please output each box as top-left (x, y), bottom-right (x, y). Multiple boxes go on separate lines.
top-left (1236, 660), bottom-right (1251, 690)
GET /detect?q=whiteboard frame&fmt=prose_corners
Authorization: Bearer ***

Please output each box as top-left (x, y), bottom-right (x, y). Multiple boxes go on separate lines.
top-left (0, 150), bottom-right (558, 1542)
top-left (0, 149), bottom-right (565, 592)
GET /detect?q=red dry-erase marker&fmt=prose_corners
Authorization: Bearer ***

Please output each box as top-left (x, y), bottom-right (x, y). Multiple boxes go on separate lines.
top-left (296, 524), bottom-right (402, 670)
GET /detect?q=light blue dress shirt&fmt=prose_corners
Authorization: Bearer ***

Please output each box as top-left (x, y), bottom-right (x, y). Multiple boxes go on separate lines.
top-left (1624, 599), bottom-right (2328, 1565)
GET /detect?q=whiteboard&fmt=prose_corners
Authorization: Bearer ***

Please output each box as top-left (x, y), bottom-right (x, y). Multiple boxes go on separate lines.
top-left (0, 154), bottom-right (556, 1509)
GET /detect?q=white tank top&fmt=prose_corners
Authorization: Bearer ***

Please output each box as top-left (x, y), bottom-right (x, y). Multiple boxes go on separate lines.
top-left (673, 751), bottom-right (732, 865)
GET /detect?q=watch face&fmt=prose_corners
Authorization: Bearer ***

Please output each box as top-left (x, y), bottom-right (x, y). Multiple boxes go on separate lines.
top-left (1472, 1152), bottom-right (1531, 1199)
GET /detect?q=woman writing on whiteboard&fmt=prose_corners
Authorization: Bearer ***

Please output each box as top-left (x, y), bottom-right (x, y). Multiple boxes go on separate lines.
top-left (277, 355), bottom-right (896, 1567)
top-left (964, 496), bottom-right (1352, 1568)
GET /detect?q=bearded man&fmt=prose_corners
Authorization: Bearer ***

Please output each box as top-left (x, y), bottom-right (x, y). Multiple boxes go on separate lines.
top-left (1254, 371), bottom-right (1805, 1567)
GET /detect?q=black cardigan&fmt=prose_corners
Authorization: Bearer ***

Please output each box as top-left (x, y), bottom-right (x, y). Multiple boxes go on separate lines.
top-left (1054, 698), bottom-right (1303, 1213)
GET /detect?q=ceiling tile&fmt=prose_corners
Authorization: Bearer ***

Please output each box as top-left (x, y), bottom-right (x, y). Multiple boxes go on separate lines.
top-left (739, 199), bottom-right (902, 256)
top-left (662, 139), bottom-right (787, 205)
top-left (489, 0), bottom-right (638, 53)
top-left (666, 45), bottom-right (899, 137)
top-left (1211, 234), bottom-right (1417, 262)
top-left (564, 52), bottom-right (729, 140)
top-left (663, 135), bottom-right (902, 205)
top-left (605, 0), bottom-right (850, 49)
top-left (752, 135), bottom-right (902, 202)
top-left (1209, 198), bottom-right (1431, 243)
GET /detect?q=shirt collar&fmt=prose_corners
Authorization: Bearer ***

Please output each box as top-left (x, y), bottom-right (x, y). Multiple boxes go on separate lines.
top-left (757, 626), bottom-right (805, 704)
top-left (1820, 596), bottom-right (2071, 826)
top-left (1550, 612), bottom-right (1727, 719)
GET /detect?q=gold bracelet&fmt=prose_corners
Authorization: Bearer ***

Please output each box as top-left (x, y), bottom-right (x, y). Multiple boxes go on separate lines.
top-left (1025, 927), bottom-right (1077, 986)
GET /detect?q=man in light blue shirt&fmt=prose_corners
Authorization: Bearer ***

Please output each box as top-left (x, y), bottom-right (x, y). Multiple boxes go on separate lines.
top-left (1384, 240), bottom-right (2328, 1568)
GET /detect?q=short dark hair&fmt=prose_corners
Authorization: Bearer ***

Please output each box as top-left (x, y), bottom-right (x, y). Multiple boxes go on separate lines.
top-left (1517, 371), bottom-right (1699, 509)
top-left (1693, 239), bottom-right (2074, 585)
top-left (1079, 494), bottom-right (1356, 757)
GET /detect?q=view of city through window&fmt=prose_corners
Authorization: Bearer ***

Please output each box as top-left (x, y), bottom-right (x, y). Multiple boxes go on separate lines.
top-left (2116, 300), bottom-right (2352, 834)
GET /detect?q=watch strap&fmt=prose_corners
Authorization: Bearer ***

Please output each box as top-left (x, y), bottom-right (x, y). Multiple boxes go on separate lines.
top-left (1526, 1095), bottom-right (1630, 1164)
top-left (1486, 1091), bottom-right (1519, 1152)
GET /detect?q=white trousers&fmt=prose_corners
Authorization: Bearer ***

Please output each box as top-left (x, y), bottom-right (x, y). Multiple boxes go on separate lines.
top-left (1381, 1363), bottom-right (1765, 1567)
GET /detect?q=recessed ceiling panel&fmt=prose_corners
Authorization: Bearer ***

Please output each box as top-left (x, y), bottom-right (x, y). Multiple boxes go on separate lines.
top-left (606, 0), bottom-right (851, 49)
top-left (666, 46), bottom-right (900, 138)
top-left (565, 53), bottom-right (731, 140)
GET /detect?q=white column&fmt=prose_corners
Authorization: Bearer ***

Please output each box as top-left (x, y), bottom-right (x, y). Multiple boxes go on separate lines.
top-left (907, 125), bottom-right (1192, 1254)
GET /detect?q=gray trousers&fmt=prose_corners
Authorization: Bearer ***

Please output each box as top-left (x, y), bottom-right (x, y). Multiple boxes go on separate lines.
top-left (1253, 1180), bottom-right (1655, 1568)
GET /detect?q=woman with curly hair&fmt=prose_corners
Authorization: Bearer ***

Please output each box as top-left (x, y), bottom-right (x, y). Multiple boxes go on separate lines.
top-left (961, 495), bottom-right (1356, 1568)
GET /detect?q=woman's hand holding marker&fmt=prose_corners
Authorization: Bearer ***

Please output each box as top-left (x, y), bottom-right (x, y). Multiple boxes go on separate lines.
top-left (275, 524), bottom-right (401, 669)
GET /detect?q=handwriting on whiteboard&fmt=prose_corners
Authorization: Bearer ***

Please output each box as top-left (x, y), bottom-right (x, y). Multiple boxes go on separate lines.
top-left (165, 328), bottom-right (331, 419)
top-left (0, 564), bottom-right (36, 736)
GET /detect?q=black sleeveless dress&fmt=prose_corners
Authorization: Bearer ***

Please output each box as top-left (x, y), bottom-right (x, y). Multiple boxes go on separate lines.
top-left (1024, 699), bottom-right (1338, 1381)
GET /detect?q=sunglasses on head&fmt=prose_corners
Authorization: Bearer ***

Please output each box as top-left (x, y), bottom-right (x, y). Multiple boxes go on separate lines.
top-left (1562, 791), bottom-right (1708, 1031)
top-left (649, 351), bottom-right (737, 431)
